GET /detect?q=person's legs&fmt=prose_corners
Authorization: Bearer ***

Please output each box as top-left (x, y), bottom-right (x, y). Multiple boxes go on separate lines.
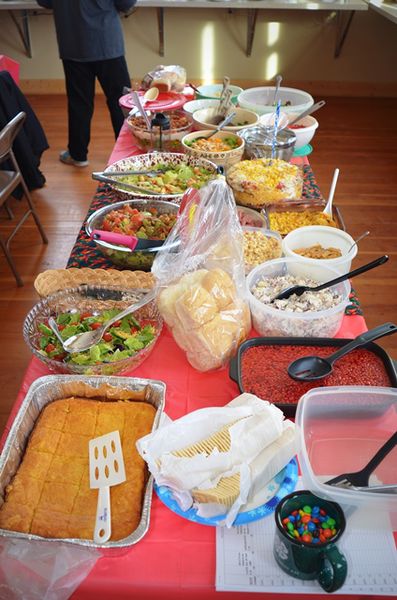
top-left (95, 56), bottom-right (131, 139)
top-left (62, 60), bottom-right (96, 162)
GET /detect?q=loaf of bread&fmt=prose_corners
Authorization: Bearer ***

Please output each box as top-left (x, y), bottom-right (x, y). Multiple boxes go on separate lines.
top-left (157, 268), bottom-right (251, 371)
top-left (0, 397), bottom-right (156, 541)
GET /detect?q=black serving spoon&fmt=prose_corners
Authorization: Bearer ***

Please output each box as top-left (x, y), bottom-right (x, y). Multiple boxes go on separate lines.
top-left (271, 255), bottom-right (389, 302)
top-left (288, 322), bottom-right (397, 381)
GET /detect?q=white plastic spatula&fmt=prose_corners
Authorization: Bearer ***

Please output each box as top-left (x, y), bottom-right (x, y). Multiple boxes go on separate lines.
top-left (89, 430), bottom-right (126, 544)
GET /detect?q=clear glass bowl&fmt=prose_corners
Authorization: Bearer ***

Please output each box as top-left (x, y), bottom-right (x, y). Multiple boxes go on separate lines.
top-left (23, 285), bottom-right (163, 376)
top-left (85, 199), bottom-right (180, 271)
top-left (126, 110), bottom-right (193, 153)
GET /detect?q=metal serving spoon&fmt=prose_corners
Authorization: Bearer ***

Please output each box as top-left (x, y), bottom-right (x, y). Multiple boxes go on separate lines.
top-left (347, 230), bottom-right (370, 254)
top-left (288, 322), bottom-right (397, 381)
top-left (204, 111), bottom-right (237, 138)
top-left (271, 254), bottom-right (388, 302)
top-left (48, 290), bottom-right (156, 354)
top-left (272, 74), bottom-right (282, 105)
top-left (286, 100), bottom-right (326, 128)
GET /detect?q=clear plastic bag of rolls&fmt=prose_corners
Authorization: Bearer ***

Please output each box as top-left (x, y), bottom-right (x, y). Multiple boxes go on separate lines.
top-left (152, 178), bottom-right (251, 372)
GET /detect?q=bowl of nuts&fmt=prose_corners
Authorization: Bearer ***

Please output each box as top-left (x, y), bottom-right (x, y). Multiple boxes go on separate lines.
top-left (282, 225), bottom-right (357, 276)
top-left (242, 226), bottom-right (282, 275)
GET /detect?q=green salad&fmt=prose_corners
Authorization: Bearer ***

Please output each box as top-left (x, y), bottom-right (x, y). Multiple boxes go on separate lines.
top-left (117, 163), bottom-right (215, 194)
top-left (37, 309), bottom-right (158, 366)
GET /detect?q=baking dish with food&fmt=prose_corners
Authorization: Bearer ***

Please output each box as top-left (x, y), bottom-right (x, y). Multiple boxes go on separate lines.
top-left (263, 198), bottom-right (346, 236)
top-left (229, 337), bottom-right (397, 417)
top-left (0, 374), bottom-right (166, 550)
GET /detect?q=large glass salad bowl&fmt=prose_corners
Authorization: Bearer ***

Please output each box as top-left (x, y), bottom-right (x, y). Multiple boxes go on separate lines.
top-left (23, 285), bottom-right (163, 376)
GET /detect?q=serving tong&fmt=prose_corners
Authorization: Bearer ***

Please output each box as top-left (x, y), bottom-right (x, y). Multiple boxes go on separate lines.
top-left (325, 431), bottom-right (397, 493)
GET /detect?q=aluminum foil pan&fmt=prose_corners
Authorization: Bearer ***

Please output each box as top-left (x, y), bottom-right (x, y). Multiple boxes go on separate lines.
top-left (0, 374), bottom-right (166, 549)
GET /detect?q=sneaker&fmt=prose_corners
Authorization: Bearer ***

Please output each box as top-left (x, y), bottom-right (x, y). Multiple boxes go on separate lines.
top-left (59, 150), bottom-right (89, 167)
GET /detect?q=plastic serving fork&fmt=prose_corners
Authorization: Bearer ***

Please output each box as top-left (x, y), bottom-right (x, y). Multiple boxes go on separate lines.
top-left (89, 431), bottom-right (126, 544)
top-left (325, 431), bottom-right (397, 489)
top-left (48, 289), bottom-right (156, 353)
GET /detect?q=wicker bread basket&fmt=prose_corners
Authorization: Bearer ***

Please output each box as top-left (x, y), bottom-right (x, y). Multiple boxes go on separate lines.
top-left (34, 268), bottom-right (154, 298)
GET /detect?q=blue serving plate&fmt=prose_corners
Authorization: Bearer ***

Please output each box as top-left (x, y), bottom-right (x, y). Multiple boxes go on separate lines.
top-left (154, 457), bottom-right (298, 526)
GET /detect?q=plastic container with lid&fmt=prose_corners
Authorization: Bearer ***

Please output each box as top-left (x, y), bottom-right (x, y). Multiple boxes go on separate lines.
top-left (245, 257), bottom-right (350, 338)
top-left (295, 386), bottom-right (397, 513)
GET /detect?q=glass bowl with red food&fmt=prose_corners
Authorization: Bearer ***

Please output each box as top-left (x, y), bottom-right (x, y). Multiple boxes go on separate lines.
top-left (86, 199), bottom-right (179, 270)
top-left (126, 109), bottom-right (193, 153)
top-left (23, 285), bottom-right (163, 376)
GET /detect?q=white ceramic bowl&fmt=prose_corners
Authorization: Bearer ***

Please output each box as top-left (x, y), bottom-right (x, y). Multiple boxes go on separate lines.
top-left (246, 257), bottom-right (350, 338)
top-left (287, 115), bottom-right (319, 150)
top-left (282, 226), bottom-right (357, 276)
top-left (196, 84), bottom-right (243, 104)
top-left (181, 130), bottom-right (244, 171)
top-left (183, 98), bottom-right (220, 114)
top-left (192, 107), bottom-right (259, 132)
top-left (238, 87), bottom-right (314, 115)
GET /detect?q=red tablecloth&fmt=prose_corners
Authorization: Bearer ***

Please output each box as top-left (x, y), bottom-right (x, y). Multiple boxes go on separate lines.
top-left (3, 123), bottom-right (391, 600)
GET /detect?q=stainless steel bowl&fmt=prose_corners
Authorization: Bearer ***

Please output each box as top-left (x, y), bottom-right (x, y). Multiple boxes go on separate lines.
top-left (239, 125), bottom-right (296, 161)
top-left (86, 199), bottom-right (180, 270)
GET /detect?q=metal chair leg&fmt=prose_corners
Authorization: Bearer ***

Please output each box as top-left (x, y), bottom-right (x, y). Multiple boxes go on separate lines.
top-left (19, 177), bottom-right (48, 244)
top-left (0, 235), bottom-right (23, 286)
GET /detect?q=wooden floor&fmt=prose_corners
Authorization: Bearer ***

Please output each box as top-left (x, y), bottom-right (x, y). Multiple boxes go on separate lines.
top-left (0, 95), bottom-right (396, 436)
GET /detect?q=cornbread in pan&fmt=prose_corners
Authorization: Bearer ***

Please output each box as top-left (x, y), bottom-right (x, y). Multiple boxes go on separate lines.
top-left (0, 395), bottom-right (156, 541)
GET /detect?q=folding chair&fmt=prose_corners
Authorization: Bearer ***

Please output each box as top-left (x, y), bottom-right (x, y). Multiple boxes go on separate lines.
top-left (0, 111), bottom-right (48, 286)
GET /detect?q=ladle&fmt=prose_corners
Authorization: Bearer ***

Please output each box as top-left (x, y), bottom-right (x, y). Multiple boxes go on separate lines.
top-left (203, 111), bottom-right (236, 138)
top-left (348, 230), bottom-right (370, 254)
top-left (287, 100), bottom-right (326, 128)
top-left (49, 290), bottom-right (156, 354)
top-left (323, 168), bottom-right (339, 218)
top-left (272, 74), bottom-right (282, 106)
top-left (131, 91), bottom-right (151, 129)
top-left (271, 254), bottom-right (389, 302)
top-left (287, 322), bottom-right (397, 382)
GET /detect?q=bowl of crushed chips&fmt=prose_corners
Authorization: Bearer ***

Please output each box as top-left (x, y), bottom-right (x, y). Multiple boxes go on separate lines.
top-left (181, 130), bottom-right (244, 171)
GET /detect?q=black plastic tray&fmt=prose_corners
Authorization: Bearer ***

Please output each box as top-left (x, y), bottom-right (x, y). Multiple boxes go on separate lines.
top-left (229, 336), bottom-right (397, 418)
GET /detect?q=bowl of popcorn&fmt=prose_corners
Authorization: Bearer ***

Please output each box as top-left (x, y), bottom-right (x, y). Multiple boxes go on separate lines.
top-left (246, 257), bottom-right (350, 338)
top-left (243, 226), bottom-right (282, 275)
top-left (282, 226), bottom-right (357, 276)
top-left (181, 130), bottom-right (245, 171)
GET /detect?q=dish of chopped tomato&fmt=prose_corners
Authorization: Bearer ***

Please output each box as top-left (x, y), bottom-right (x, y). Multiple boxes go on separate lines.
top-left (102, 206), bottom-right (177, 239)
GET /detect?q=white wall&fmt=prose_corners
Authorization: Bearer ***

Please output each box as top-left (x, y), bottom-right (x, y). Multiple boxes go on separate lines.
top-left (0, 7), bottom-right (396, 93)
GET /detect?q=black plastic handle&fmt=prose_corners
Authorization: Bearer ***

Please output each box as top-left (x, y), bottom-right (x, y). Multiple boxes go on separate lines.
top-left (327, 322), bottom-right (397, 366)
top-left (313, 255), bottom-right (389, 292)
top-left (312, 254), bottom-right (389, 292)
top-left (360, 431), bottom-right (397, 478)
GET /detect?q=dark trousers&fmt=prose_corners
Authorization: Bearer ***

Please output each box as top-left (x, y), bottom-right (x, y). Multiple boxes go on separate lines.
top-left (62, 56), bottom-right (130, 161)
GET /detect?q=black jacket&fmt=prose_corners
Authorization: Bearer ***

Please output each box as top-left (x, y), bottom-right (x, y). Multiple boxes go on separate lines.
top-left (0, 70), bottom-right (49, 193)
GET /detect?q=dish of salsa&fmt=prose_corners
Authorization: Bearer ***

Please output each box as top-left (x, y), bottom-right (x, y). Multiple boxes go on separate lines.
top-left (102, 206), bottom-right (177, 240)
top-left (239, 344), bottom-right (392, 408)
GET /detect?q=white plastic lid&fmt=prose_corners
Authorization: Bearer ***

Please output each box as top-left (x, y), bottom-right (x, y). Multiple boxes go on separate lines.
top-left (296, 385), bottom-right (397, 510)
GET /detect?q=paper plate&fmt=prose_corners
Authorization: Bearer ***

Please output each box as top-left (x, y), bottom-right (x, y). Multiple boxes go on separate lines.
top-left (154, 457), bottom-right (298, 526)
top-left (293, 144), bottom-right (313, 157)
top-left (119, 91), bottom-right (187, 112)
